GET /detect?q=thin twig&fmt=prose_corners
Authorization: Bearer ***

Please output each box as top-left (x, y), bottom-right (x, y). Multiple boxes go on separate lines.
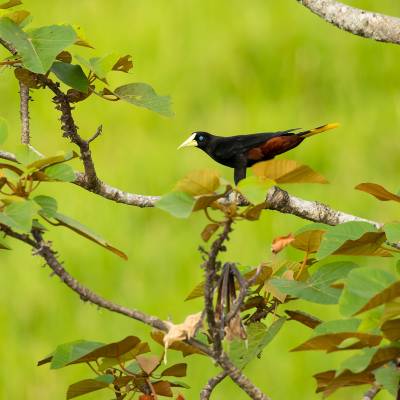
top-left (297, 0), bottom-right (400, 45)
top-left (225, 265), bottom-right (262, 324)
top-left (362, 383), bottom-right (381, 400)
top-left (88, 125), bottom-right (103, 143)
top-left (19, 82), bottom-right (30, 145)
top-left (200, 371), bottom-right (228, 400)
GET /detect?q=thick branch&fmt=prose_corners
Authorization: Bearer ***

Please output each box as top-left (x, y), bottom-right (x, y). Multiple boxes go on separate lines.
top-left (203, 220), bottom-right (233, 358)
top-left (19, 82), bottom-right (30, 144)
top-left (297, 0), bottom-right (400, 45)
top-left (200, 371), bottom-right (228, 400)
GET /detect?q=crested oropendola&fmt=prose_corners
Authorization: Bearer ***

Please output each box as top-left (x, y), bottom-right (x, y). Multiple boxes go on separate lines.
top-left (178, 123), bottom-right (339, 184)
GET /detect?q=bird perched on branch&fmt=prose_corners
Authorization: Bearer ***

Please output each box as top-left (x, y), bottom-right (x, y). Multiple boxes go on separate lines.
top-left (178, 123), bottom-right (339, 184)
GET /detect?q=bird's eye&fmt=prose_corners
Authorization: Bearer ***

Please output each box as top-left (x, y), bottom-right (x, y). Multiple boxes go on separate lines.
top-left (198, 135), bottom-right (205, 142)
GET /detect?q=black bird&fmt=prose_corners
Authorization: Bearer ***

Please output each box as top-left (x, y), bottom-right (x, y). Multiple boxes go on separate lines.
top-left (178, 123), bottom-right (339, 184)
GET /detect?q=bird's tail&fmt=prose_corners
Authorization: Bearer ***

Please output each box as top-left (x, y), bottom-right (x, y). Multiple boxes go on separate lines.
top-left (297, 123), bottom-right (340, 138)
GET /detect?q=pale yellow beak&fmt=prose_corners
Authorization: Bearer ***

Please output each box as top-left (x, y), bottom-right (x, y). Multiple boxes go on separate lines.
top-left (177, 133), bottom-right (198, 149)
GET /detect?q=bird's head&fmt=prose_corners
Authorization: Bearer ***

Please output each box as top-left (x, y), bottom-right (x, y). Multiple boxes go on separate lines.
top-left (177, 131), bottom-right (212, 151)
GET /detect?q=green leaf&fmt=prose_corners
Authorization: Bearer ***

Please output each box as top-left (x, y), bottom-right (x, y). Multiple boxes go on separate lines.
top-left (75, 54), bottom-right (117, 80)
top-left (270, 261), bottom-right (358, 305)
top-left (156, 191), bottom-right (195, 218)
top-left (316, 221), bottom-right (377, 260)
top-left (52, 212), bottom-right (128, 260)
top-left (27, 150), bottom-right (78, 171)
top-left (0, 18), bottom-right (77, 73)
top-left (339, 267), bottom-right (397, 317)
top-left (313, 319), bottom-right (361, 336)
top-left (0, 116), bottom-right (8, 145)
top-left (95, 374), bottom-right (114, 384)
top-left (49, 340), bottom-right (104, 369)
top-left (125, 361), bottom-right (142, 375)
top-left (229, 319), bottom-right (285, 370)
top-left (340, 348), bottom-right (377, 374)
top-left (384, 222), bottom-right (400, 243)
top-left (374, 364), bottom-right (400, 396)
top-left (0, 199), bottom-right (35, 232)
top-left (114, 82), bottom-right (173, 117)
top-left (51, 61), bottom-right (88, 93)
top-left (34, 195), bottom-right (57, 218)
top-left (66, 379), bottom-right (110, 399)
top-left (14, 144), bottom-right (41, 165)
top-left (237, 176), bottom-right (274, 204)
top-left (44, 163), bottom-right (75, 182)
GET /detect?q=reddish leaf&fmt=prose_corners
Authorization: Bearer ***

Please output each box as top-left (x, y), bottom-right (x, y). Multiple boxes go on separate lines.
top-left (112, 55), bottom-right (133, 73)
top-left (355, 183), bottom-right (400, 202)
top-left (201, 223), bottom-right (220, 242)
top-left (271, 233), bottom-right (295, 254)
top-left (66, 379), bottom-right (109, 399)
top-left (136, 354), bottom-right (162, 375)
top-left (355, 281), bottom-right (400, 315)
top-left (56, 51), bottom-right (72, 63)
top-left (152, 380), bottom-right (173, 397)
top-left (161, 363), bottom-right (187, 377)
top-left (381, 319), bottom-right (400, 341)
top-left (286, 310), bottom-right (322, 329)
top-left (139, 395), bottom-right (154, 400)
top-left (333, 232), bottom-right (391, 257)
top-left (292, 332), bottom-right (382, 353)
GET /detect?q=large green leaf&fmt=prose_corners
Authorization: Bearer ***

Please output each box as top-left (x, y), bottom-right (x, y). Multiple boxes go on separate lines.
top-left (0, 116), bottom-right (8, 145)
top-left (374, 364), bottom-right (400, 396)
top-left (0, 199), bottom-right (35, 232)
top-left (34, 195), bottom-right (57, 218)
top-left (114, 82), bottom-right (173, 117)
top-left (27, 150), bottom-right (78, 171)
top-left (52, 212), bottom-right (128, 260)
top-left (339, 347), bottom-right (378, 374)
top-left (229, 319), bottom-right (285, 370)
top-left (45, 340), bottom-right (105, 369)
top-left (0, 236), bottom-right (10, 250)
top-left (44, 163), bottom-right (75, 182)
top-left (51, 61), bottom-right (88, 93)
top-left (155, 191), bottom-right (195, 218)
top-left (270, 261), bottom-right (358, 305)
top-left (75, 54), bottom-right (117, 80)
top-left (0, 18), bottom-right (76, 73)
top-left (339, 267), bottom-right (397, 317)
top-left (313, 319), bottom-right (361, 336)
top-left (384, 222), bottom-right (400, 243)
top-left (14, 144), bottom-right (41, 165)
top-left (316, 221), bottom-right (377, 260)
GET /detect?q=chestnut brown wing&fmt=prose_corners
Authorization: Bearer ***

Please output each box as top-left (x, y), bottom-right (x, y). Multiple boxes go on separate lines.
top-left (246, 135), bottom-right (304, 162)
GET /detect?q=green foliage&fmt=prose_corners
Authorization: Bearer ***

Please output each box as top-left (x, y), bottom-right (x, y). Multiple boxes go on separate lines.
top-left (39, 335), bottom-right (190, 399)
top-left (51, 62), bottom-right (88, 93)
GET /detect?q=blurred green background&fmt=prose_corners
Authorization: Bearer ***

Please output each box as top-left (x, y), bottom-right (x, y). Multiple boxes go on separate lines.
top-left (1, 0), bottom-right (400, 399)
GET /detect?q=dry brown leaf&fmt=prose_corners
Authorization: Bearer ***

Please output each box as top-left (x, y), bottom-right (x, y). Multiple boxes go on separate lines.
top-left (355, 182), bottom-right (400, 202)
top-left (271, 233), bottom-right (295, 254)
top-left (286, 310), bottom-right (321, 329)
top-left (224, 314), bottom-right (247, 341)
top-left (136, 354), bottom-right (161, 375)
top-left (252, 159), bottom-right (328, 184)
top-left (381, 318), bottom-right (400, 341)
top-left (201, 223), bottom-right (220, 242)
top-left (163, 312), bottom-right (203, 356)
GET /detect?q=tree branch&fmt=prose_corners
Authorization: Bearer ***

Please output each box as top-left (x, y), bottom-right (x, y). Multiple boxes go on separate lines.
top-left (19, 82), bottom-right (30, 145)
top-left (203, 219), bottom-right (233, 358)
top-left (297, 0), bottom-right (400, 45)
top-left (38, 76), bottom-right (101, 190)
top-left (200, 371), bottom-right (228, 400)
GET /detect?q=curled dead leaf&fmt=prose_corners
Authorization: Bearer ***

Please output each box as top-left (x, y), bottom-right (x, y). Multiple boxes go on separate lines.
top-left (271, 233), bottom-right (295, 254)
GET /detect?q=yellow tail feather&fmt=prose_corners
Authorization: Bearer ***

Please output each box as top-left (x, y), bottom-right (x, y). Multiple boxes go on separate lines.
top-left (301, 122), bottom-right (340, 138)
